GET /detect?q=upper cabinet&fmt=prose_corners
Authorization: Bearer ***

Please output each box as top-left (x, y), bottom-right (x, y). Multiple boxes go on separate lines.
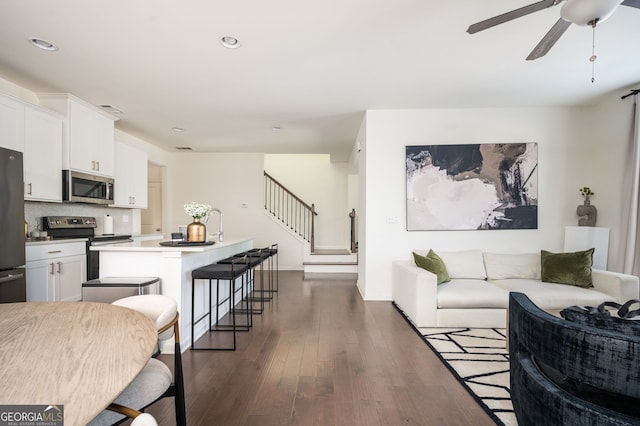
top-left (1, 92), bottom-right (63, 202)
top-left (24, 106), bottom-right (63, 202)
top-left (0, 94), bottom-right (25, 152)
top-left (38, 94), bottom-right (117, 178)
top-left (113, 141), bottom-right (148, 208)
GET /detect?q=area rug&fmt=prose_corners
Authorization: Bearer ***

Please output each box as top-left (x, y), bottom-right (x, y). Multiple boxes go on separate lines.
top-left (393, 303), bottom-right (517, 426)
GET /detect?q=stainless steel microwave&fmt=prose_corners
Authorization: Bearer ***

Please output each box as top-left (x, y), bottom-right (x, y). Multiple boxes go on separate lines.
top-left (63, 170), bottom-right (114, 204)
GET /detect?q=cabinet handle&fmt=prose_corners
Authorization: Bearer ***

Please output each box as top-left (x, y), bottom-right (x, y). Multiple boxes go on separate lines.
top-left (27, 183), bottom-right (32, 195)
top-left (56, 261), bottom-right (61, 274)
top-left (133, 196), bottom-right (135, 204)
top-left (47, 250), bottom-right (62, 254)
top-left (96, 161), bottom-right (100, 171)
top-left (49, 262), bottom-right (54, 275)
top-left (91, 160), bottom-right (96, 170)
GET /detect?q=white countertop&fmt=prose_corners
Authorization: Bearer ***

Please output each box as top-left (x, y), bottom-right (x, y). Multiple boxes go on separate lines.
top-left (26, 238), bottom-right (88, 246)
top-left (89, 236), bottom-right (252, 253)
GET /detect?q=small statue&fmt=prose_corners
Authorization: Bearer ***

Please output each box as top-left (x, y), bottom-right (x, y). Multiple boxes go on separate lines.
top-left (577, 187), bottom-right (597, 227)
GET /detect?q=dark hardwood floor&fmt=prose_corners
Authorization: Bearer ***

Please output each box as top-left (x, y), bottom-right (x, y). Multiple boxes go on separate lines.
top-left (150, 271), bottom-right (495, 425)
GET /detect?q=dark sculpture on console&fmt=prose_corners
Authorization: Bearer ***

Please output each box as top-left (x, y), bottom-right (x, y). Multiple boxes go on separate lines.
top-left (577, 186), bottom-right (597, 226)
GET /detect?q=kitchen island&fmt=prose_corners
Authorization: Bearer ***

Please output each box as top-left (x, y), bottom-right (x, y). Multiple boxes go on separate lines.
top-left (92, 237), bottom-right (253, 351)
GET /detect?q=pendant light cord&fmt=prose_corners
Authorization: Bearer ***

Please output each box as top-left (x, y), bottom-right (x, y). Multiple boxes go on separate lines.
top-left (590, 20), bottom-right (598, 83)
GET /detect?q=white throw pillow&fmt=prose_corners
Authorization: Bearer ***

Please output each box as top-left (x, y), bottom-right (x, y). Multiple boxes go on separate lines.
top-left (437, 250), bottom-right (486, 279)
top-left (483, 252), bottom-right (541, 280)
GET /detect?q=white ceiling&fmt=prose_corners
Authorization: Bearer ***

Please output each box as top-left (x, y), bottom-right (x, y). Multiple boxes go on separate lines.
top-left (1, 1), bottom-right (639, 161)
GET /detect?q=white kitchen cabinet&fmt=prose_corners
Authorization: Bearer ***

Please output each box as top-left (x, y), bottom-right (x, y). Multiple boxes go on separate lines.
top-left (26, 241), bottom-right (86, 302)
top-left (24, 106), bottom-right (63, 202)
top-left (38, 93), bottom-right (117, 177)
top-left (113, 141), bottom-right (148, 208)
top-left (0, 93), bottom-right (25, 152)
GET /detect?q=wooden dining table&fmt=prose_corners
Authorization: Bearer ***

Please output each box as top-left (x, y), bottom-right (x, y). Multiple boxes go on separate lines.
top-left (0, 301), bottom-right (158, 426)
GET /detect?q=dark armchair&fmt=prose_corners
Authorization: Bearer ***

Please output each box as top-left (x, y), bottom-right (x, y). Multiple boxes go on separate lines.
top-left (508, 292), bottom-right (640, 426)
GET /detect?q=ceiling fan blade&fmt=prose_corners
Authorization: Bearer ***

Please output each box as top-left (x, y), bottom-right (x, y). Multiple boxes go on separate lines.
top-left (526, 18), bottom-right (572, 60)
top-left (621, 0), bottom-right (640, 8)
top-left (467, 0), bottom-right (561, 34)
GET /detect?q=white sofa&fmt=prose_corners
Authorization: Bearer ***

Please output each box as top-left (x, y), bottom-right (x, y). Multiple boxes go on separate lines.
top-left (392, 250), bottom-right (640, 328)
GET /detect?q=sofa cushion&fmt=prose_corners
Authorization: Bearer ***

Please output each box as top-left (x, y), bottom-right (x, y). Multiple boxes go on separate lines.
top-left (484, 252), bottom-right (541, 280)
top-left (437, 250), bottom-right (487, 279)
top-left (541, 248), bottom-right (594, 288)
top-left (437, 279), bottom-right (509, 309)
top-left (413, 250), bottom-right (450, 284)
top-left (491, 278), bottom-right (615, 310)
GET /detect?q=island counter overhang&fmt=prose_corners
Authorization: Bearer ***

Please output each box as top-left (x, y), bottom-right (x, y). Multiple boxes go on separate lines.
top-left (91, 237), bottom-right (254, 352)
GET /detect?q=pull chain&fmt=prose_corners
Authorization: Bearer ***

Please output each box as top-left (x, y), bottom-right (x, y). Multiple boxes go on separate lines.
top-left (590, 20), bottom-right (598, 83)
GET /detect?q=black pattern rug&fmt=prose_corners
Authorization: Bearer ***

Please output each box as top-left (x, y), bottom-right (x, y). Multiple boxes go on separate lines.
top-left (393, 303), bottom-right (517, 426)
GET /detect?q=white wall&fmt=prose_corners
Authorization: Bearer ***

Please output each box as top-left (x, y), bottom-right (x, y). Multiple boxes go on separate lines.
top-left (264, 154), bottom-right (350, 249)
top-left (165, 152), bottom-right (303, 269)
top-left (358, 106), bottom-right (625, 300)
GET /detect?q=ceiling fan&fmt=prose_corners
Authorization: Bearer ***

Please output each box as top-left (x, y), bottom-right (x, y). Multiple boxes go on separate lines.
top-left (467, 0), bottom-right (640, 60)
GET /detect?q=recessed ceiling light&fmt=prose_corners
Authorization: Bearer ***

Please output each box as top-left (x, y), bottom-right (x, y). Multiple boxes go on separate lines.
top-left (219, 36), bottom-right (241, 49)
top-left (29, 37), bottom-right (58, 51)
top-left (172, 127), bottom-right (186, 132)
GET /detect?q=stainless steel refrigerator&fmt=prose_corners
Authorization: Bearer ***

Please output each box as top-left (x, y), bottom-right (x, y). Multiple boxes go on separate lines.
top-left (0, 147), bottom-right (26, 303)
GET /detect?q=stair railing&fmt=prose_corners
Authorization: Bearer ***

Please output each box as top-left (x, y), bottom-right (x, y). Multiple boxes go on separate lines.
top-left (264, 172), bottom-right (318, 252)
top-left (349, 208), bottom-right (357, 253)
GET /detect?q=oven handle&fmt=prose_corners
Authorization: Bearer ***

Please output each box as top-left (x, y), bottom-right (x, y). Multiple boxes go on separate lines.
top-left (90, 238), bottom-right (134, 246)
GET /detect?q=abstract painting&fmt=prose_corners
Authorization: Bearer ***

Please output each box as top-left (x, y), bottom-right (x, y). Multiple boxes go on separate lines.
top-left (406, 143), bottom-right (538, 230)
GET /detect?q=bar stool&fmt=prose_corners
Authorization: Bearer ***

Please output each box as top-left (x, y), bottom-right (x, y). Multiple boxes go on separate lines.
top-left (240, 248), bottom-right (273, 301)
top-left (265, 243), bottom-right (279, 293)
top-left (218, 250), bottom-right (267, 317)
top-left (89, 294), bottom-right (186, 426)
top-left (191, 258), bottom-right (250, 351)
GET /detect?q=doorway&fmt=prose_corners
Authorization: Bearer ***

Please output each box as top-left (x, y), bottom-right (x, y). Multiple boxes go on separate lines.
top-left (141, 162), bottom-right (164, 234)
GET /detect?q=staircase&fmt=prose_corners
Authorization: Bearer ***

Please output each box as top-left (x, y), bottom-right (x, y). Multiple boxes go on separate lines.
top-left (303, 249), bottom-right (358, 279)
top-left (264, 172), bottom-right (358, 279)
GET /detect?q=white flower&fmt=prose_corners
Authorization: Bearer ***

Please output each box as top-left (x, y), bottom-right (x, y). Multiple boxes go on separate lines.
top-left (184, 202), bottom-right (212, 219)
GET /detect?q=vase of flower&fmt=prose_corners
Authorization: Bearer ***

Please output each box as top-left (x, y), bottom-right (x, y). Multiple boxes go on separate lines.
top-left (186, 218), bottom-right (205, 242)
top-left (184, 202), bottom-right (212, 242)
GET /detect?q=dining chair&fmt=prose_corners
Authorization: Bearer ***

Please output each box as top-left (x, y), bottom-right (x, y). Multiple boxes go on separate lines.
top-left (106, 404), bottom-right (158, 426)
top-left (88, 294), bottom-right (186, 426)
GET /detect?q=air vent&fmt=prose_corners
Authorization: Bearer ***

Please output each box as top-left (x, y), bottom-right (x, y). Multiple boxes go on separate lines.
top-left (98, 104), bottom-right (124, 115)
top-left (175, 147), bottom-right (193, 151)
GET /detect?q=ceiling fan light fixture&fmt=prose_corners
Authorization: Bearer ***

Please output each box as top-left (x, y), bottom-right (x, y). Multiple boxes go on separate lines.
top-left (560, 0), bottom-right (623, 26)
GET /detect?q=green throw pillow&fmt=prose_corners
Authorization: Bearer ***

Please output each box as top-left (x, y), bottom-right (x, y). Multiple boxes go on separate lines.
top-left (413, 250), bottom-right (450, 284)
top-left (540, 248), bottom-right (595, 288)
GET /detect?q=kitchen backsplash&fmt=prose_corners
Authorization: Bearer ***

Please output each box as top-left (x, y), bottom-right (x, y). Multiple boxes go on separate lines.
top-left (25, 201), bottom-right (141, 236)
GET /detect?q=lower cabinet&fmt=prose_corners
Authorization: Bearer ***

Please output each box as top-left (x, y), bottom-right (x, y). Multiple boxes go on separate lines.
top-left (26, 242), bottom-right (86, 302)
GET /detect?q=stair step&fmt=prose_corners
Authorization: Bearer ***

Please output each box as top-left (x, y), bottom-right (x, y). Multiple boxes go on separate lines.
top-left (312, 249), bottom-right (351, 255)
top-left (303, 260), bottom-right (357, 266)
top-left (304, 252), bottom-right (357, 265)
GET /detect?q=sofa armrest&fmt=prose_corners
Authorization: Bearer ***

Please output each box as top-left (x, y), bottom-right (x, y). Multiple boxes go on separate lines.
top-left (392, 260), bottom-right (438, 327)
top-left (591, 269), bottom-right (640, 302)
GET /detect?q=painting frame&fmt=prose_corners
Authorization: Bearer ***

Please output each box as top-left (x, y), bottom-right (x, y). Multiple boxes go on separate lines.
top-left (406, 143), bottom-right (538, 231)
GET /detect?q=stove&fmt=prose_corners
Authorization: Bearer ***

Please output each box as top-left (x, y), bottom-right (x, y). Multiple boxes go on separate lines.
top-left (43, 216), bottom-right (133, 280)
